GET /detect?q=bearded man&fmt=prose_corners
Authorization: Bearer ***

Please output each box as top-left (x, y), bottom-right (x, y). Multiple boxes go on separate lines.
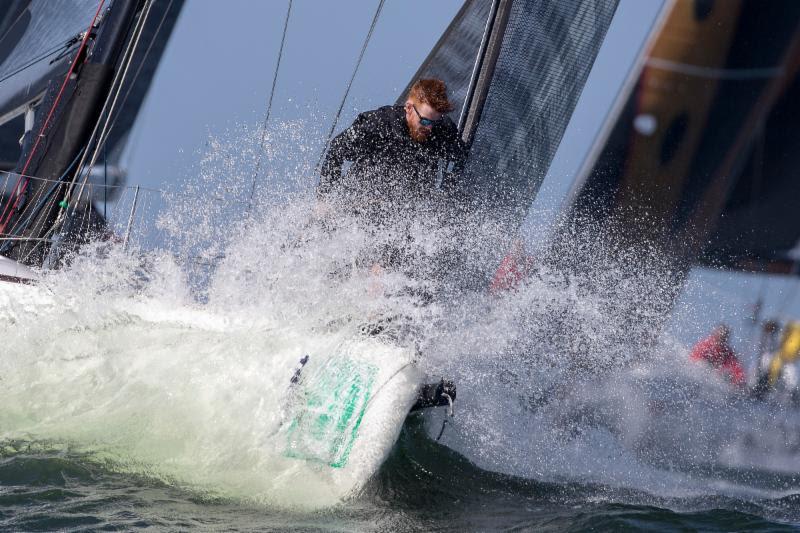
top-left (319, 78), bottom-right (467, 221)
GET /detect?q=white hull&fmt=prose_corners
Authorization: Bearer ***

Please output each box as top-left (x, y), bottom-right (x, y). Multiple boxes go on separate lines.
top-left (0, 274), bottom-right (424, 508)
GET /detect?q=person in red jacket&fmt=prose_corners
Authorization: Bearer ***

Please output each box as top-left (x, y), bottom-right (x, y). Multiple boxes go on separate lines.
top-left (689, 324), bottom-right (746, 387)
top-left (489, 239), bottom-right (535, 294)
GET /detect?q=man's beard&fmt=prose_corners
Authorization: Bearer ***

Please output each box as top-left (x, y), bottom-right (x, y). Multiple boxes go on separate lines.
top-left (409, 126), bottom-right (431, 143)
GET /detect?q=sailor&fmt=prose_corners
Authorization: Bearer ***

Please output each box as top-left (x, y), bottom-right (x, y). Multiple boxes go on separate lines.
top-left (689, 324), bottom-right (746, 387)
top-left (750, 319), bottom-right (781, 399)
top-left (489, 239), bottom-right (536, 294)
top-left (319, 78), bottom-right (467, 224)
top-left (753, 321), bottom-right (800, 404)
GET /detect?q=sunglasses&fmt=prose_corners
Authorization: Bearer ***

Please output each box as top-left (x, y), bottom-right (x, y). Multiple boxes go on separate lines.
top-left (412, 104), bottom-right (443, 127)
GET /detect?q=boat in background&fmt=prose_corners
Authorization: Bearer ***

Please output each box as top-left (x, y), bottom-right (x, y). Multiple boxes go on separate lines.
top-left (0, 0), bottom-right (183, 277)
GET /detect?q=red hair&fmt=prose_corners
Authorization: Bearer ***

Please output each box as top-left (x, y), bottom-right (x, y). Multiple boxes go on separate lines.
top-left (409, 79), bottom-right (453, 113)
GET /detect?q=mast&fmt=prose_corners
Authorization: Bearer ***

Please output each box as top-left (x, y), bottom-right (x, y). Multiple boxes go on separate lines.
top-left (458, 0), bottom-right (513, 144)
top-left (395, 0), bottom-right (495, 124)
top-left (461, 0), bottom-right (620, 226)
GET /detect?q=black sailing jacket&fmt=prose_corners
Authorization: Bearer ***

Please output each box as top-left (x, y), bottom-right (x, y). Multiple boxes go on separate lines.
top-left (319, 105), bottom-right (467, 216)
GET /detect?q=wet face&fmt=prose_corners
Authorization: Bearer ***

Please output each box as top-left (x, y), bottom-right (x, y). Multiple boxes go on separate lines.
top-left (404, 99), bottom-right (443, 143)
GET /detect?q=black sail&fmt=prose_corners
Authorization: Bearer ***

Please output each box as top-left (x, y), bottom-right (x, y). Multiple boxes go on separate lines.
top-left (394, 0), bottom-right (619, 290)
top-left (0, 0), bottom-right (101, 170)
top-left (0, 0), bottom-right (100, 114)
top-left (403, 0), bottom-right (619, 229)
top-left (569, 0), bottom-right (800, 275)
top-left (461, 0), bottom-right (619, 224)
top-left (396, 0), bottom-right (493, 125)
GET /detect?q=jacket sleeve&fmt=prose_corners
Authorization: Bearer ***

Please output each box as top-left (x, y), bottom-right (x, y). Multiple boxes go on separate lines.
top-left (319, 112), bottom-right (374, 196)
top-left (689, 338), bottom-right (708, 361)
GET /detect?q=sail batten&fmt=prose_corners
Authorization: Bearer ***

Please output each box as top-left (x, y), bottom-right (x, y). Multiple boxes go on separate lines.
top-left (0, 93), bottom-right (44, 127)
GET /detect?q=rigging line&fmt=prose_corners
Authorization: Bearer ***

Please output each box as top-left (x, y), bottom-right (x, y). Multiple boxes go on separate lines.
top-left (25, 0), bottom-right (155, 259)
top-left (67, 0), bottom-right (156, 210)
top-left (20, 208), bottom-right (61, 265)
top-left (109, 185), bottom-right (130, 224)
top-left (0, 237), bottom-right (55, 243)
top-left (21, 166), bottom-right (90, 264)
top-left (68, 2), bottom-right (153, 207)
top-left (129, 188), bottom-right (151, 246)
top-left (1, 169), bottom-right (162, 192)
top-left (246, 0), bottom-right (293, 215)
top-left (16, 180), bottom-right (62, 262)
top-left (44, 10), bottom-right (158, 263)
top-left (79, 185), bottom-right (93, 239)
top-left (104, 135), bottom-right (107, 218)
top-left (62, 0), bottom-right (154, 204)
top-left (362, 360), bottom-right (415, 415)
top-left (0, 0), bottom-right (107, 232)
top-left (1, 171), bottom-right (9, 198)
top-left (458, 0), bottom-right (500, 132)
top-left (315, 0), bottom-right (386, 172)
top-left (0, 38), bottom-right (76, 86)
top-left (102, 184), bottom-right (127, 228)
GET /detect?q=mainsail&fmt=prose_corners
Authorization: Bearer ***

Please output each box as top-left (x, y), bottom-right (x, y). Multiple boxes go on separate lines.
top-left (0, 1), bottom-right (99, 119)
top-left (404, 0), bottom-right (619, 228)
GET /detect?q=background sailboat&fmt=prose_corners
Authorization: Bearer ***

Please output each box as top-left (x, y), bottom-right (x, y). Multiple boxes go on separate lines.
top-left (0, 0), bottom-right (183, 275)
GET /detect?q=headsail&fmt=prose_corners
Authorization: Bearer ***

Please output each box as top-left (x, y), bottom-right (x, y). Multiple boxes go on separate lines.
top-left (396, 0), bottom-right (493, 127)
top-left (462, 0), bottom-right (619, 223)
